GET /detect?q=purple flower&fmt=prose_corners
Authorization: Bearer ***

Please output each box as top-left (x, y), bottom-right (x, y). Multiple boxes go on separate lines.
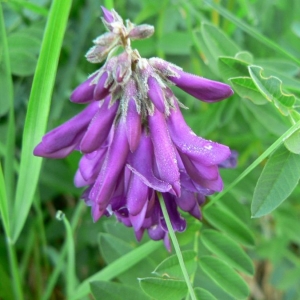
top-left (34, 7), bottom-right (234, 250)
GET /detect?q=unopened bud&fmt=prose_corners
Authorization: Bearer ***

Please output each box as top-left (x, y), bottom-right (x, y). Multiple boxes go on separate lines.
top-left (93, 32), bottom-right (118, 46)
top-left (128, 24), bottom-right (154, 40)
top-left (86, 44), bottom-right (114, 63)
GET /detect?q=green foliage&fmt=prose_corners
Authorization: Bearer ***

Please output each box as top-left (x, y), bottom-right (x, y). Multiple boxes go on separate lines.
top-left (252, 146), bottom-right (300, 217)
top-left (1, 0), bottom-right (300, 299)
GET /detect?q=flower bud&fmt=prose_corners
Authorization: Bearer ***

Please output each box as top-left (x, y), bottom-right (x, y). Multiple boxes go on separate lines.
top-left (128, 24), bottom-right (154, 40)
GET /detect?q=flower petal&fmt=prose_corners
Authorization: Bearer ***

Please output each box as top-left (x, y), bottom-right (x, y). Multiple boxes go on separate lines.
top-left (127, 131), bottom-right (172, 193)
top-left (168, 69), bottom-right (233, 102)
top-left (148, 76), bottom-right (165, 113)
top-left (167, 103), bottom-right (230, 166)
top-left (127, 173), bottom-right (149, 216)
top-left (80, 96), bottom-right (118, 153)
top-left (89, 119), bottom-right (129, 216)
top-left (175, 189), bottom-right (197, 212)
top-left (130, 200), bottom-right (148, 231)
top-left (79, 147), bottom-right (107, 182)
top-left (94, 72), bottom-right (111, 100)
top-left (161, 193), bottom-right (186, 232)
top-left (126, 97), bottom-right (141, 152)
top-left (148, 108), bottom-right (181, 196)
top-left (70, 74), bottom-right (98, 103)
top-left (34, 102), bottom-right (99, 158)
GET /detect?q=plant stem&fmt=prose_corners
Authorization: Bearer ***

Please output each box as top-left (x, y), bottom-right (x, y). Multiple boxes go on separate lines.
top-left (6, 239), bottom-right (24, 300)
top-left (159, 197), bottom-right (197, 300)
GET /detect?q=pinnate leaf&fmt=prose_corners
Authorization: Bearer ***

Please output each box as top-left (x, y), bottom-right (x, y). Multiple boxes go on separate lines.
top-left (194, 287), bottom-right (217, 300)
top-left (90, 281), bottom-right (149, 300)
top-left (204, 205), bottom-right (255, 247)
top-left (153, 250), bottom-right (197, 279)
top-left (230, 77), bottom-right (268, 105)
top-left (248, 66), bottom-right (295, 115)
top-left (218, 56), bottom-right (249, 80)
top-left (284, 129), bottom-right (300, 154)
top-left (199, 256), bottom-right (249, 299)
top-left (139, 277), bottom-right (187, 300)
top-left (252, 146), bottom-right (300, 217)
top-left (201, 230), bottom-right (254, 276)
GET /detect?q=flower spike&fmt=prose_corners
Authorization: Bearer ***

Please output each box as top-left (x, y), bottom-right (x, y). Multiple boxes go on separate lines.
top-left (34, 6), bottom-right (235, 247)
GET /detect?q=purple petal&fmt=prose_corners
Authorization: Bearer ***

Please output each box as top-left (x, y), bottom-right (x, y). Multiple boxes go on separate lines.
top-left (134, 229), bottom-right (145, 242)
top-left (161, 193), bottom-right (186, 233)
top-left (218, 150), bottom-right (238, 168)
top-left (127, 173), bottom-right (149, 216)
top-left (79, 147), bottom-right (107, 182)
top-left (74, 169), bottom-right (89, 187)
top-left (168, 69), bottom-right (233, 102)
top-left (94, 72), bottom-right (111, 100)
top-left (70, 74), bottom-right (98, 103)
top-left (179, 152), bottom-right (219, 181)
top-left (89, 119), bottom-right (129, 217)
top-left (101, 6), bottom-right (114, 23)
top-left (80, 96), bottom-right (118, 153)
top-left (127, 131), bottom-right (172, 193)
top-left (130, 200), bottom-right (148, 231)
top-left (34, 102), bottom-right (99, 158)
top-left (148, 225), bottom-right (165, 241)
top-left (188, 204), bottom-right (202, 220)
top-left (167, 103), bottom-right (231, 166)
top-left (175, 189), bottom-right (197, 212)
top-left (148, 109), bottom-right (181, 196)
top-left (148, 77), bottom-right (165, 113)
top-left (126, 97), bottom-right (141, 152)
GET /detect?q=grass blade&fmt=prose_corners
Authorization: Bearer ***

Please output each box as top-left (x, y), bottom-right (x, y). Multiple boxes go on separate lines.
top-left (0, 3), bottom-right (15, 208)
top-left (12, 0), bottom-right (73, 243)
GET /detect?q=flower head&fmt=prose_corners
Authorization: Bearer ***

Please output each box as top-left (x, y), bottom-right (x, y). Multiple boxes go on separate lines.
top-left (34, 7), bottom-right (235, 250)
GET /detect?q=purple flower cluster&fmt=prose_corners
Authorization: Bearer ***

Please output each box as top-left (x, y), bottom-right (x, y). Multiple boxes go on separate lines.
top-left (34, 7), bottom-right (234, 249)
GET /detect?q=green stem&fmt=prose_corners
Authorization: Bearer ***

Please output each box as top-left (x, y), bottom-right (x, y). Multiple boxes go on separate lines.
top-left (205, 119), bottom-right (300, 209)
top-left (56, 211), bottom-right (77, 299)
top-left (159, 197), bottom-right (197, 300)
top-left (6, 240), bottom-right (24, 300)
top-left (41, 201), bottom-right (84, 300)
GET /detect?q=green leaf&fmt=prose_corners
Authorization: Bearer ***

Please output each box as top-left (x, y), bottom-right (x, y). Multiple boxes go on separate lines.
top-left (243, 100), bottom-right (289, 136)
top-left (12, 0), bottom-right (73, 243)
top-left (139, 277), bottom-right (187, 300)
top-left (230, 77), bottom-right (268, 105)
top-left (203, 0), bottom-right (300, 66)
top-left (199, 256), bottom-right (249, 299)
top-left (153, 250), bottom-right (197, 279)
top-left (73, 241), bottom-right (161, 299)
top-left (201, 22), bottom-right (240, 58)
top-left (9, 49), bottom-right (37, 76)
top-left (248, 66), bottom-right (296, 115)
top-left (98, 232), bottom-right (155, 286)
top-left (0, 162), bottom-right (10, 237)
top-left (90, 281), bottom-right (149, 300)
top-left (218, 56), bottom-right (249, 80)
top-left (204, 205), bottom-right (255, 247)
top-left (284, 129), bottom-right (300, 154)
top-left (157, 32), bottom-right (192, 55)
top-left (201, 230), bottom-right (254, 276)
top-left (194, 287), bottom-right (217, 300)
top-left (99, 232), bottom-right (134, 263)
top-left (0, 5), bottom-right (13, 116)
top-left (7, 28), bottom-right (41, 76)
top-left (252, 146), bottom-right (300, 217)
top-left (200, 22), bottom-right (240, 76)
